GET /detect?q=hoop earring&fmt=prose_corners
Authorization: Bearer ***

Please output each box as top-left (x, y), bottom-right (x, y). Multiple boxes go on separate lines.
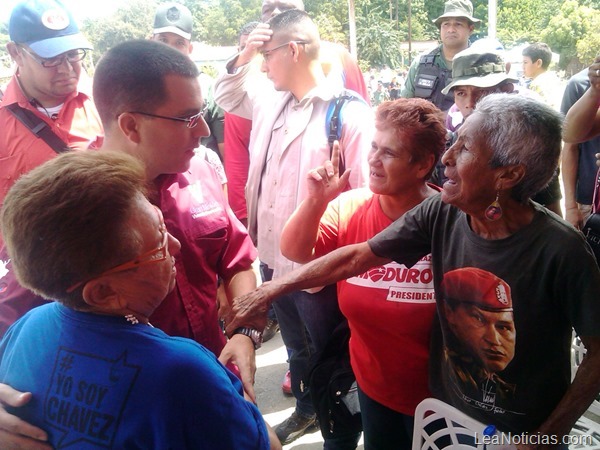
top-left (485, 191), bottom-right (503, 221)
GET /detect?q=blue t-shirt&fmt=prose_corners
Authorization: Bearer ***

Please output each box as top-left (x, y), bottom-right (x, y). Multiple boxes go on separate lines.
top-left (0, 303), bottom-right (269, 449)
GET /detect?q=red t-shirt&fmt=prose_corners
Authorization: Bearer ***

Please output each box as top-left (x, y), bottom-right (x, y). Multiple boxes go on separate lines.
top-left (0, 75), bottom-right (103, 207)
top-left (314, 188), bottom-right (436, 414)
top-left (223, 112), bottom-right (251, 222)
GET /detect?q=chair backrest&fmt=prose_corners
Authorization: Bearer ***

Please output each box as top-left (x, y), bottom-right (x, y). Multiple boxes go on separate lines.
top-left (570, 416), bottom-right (600, 450)
top-left (412, 398), bottom-right (489, 450)
top-left (571, 331), bottom-right (600, 416)
top-left (413, 396), bottom-right (600, 450)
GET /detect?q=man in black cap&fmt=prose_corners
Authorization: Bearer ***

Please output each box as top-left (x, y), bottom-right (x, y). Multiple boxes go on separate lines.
top-left (401, 0), bottom-right (480, 112)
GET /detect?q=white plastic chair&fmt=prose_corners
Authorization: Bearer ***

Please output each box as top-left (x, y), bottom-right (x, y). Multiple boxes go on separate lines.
top-left (412, 398), bottom-right (489, 450)
top-left (571, 331), bottom-right (600, 417)
top-left (413, 396), bottom-right (600, 450)
top-left (570, 416), bottom-right (600, 450)
top-left (412, 334), bottom-right (600, 450)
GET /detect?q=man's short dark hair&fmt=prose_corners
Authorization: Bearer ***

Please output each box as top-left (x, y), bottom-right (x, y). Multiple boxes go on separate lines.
top-left (266, 9), bottom-right (319, 59)
top-left (267, 8), bottom-right (310, 32)
top-left (93, 40), bottom-right (199, 128)
top-left (238, 21), bottom-right (260, 39)
top-left (522, 43), bottom-right (552, 70)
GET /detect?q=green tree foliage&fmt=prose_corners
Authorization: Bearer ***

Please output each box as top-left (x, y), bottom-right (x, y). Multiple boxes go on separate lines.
top-left (193, 0), bottom-right (261, 46)
top-left (305, 0), bottom-right (348, 44)
top-left (0, 0), bottom-right (598, 73)
top-left (82, 0), bottom-right (157, 63)
top-left (496, 0), bottom-right (562, 45)
top-left (407, 0), bottom-right (440, 41)
top-left (575, 11), bottom-right (600, 66)
top-left (355, 3), bottom-right (404, 67)
top-left (541, 0), bottom-right (600, 69)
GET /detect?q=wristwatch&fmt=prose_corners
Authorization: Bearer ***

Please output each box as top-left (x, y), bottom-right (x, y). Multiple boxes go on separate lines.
top-left (233, 327), bottom-right (263, 350)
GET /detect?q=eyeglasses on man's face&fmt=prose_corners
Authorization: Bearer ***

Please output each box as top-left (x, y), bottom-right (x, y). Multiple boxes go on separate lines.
top-left (124, 104), bottom-right (208, 129)
top-left (260, 40), bottom-right (307, 62)
top-left (19, 46), bottom-right (86, 68)
top-left (66, 206), bottom-right (169, 293)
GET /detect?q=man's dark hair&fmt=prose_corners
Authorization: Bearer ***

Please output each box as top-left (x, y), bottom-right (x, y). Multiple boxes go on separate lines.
top-left (238, 21), bottom-right (260, 39)
top-left (266, 9), bottom-right (319, 59)
top-left (267, 8), bottom-right (310, 32)
top-left (93, 40), bottom-right (199, 128)
top-left (522, 43), bottom-right (552, 70)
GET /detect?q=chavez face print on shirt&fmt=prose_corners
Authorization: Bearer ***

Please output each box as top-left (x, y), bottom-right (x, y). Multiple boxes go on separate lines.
top-left (440, 267), bottom-right (517, 413)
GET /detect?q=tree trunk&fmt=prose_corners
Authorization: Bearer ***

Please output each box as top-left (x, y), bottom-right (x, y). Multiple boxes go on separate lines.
top-left (408, 0), bottom-right (412, 65)
top-left (348, 0), bottom-right (357, 58)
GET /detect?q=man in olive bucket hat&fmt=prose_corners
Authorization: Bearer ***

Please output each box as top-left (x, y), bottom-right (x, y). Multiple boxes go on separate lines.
top-left (401, 0), bottom-right (480, 112)
top-left (434, 47), bottom-right (564, 217)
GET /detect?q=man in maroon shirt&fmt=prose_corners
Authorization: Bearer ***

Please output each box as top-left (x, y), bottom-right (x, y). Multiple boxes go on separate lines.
top-left (0, 40), bottom-right (264, 449)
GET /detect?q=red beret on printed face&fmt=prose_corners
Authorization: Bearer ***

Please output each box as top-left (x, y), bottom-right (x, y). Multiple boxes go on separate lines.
top-left (441, 267), bottom-right (512, 312)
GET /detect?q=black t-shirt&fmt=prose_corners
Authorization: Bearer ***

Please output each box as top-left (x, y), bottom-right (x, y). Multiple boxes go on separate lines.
top-left (368, 195), bottom-right (600, 433)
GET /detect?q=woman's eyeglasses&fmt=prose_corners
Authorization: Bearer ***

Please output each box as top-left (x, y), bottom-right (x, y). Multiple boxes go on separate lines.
top-left (66, 206), bottom-right (169, 293)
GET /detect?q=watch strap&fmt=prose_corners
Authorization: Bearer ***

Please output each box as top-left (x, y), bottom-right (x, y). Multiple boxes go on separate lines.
top-left (233, 327), bottom-right (262, 349)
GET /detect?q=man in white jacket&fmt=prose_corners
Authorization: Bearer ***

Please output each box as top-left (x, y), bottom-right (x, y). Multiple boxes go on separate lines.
top-left (215, 9), bottom-right (373, 446)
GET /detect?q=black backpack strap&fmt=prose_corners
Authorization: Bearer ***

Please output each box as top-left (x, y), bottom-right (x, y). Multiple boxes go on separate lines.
top-left (327, 94), bottom-right (355, 155)
top-left (6, 103), bottom-right (70, 153)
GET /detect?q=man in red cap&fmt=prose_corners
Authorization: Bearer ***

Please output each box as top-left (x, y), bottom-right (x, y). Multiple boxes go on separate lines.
top-left (441, 267), bottom-right (517, 406)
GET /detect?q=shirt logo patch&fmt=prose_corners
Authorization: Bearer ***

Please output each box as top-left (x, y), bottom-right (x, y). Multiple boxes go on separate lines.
top-left (45, 349), bottom-right (140, 447)
top-left (346, 256), bottom-right (436, 304)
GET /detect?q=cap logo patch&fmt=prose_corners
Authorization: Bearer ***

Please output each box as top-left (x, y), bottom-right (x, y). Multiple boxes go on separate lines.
top-left (41, 8), bottom-right (70, 31)
top-left (166, 8), bottom-right (181, 22)
top-left (495, 283), bottom-right (509, 305)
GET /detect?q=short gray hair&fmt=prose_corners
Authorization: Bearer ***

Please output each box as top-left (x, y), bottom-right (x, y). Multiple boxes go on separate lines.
top-left (474, 93), bottom-right (562, 203)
